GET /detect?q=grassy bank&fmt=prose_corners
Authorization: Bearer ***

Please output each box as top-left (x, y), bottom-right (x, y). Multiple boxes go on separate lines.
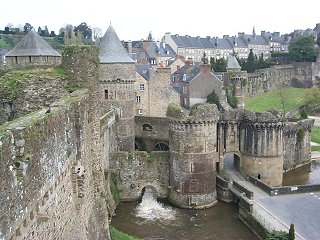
top-left (110, 226), bottom-right (141, 240)
top-left (244, 87), bottom-right (306, 112)
top-left (311, 127), bottom-right (320, 143)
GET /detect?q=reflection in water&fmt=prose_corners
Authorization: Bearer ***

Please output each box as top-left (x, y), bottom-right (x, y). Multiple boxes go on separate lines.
top-left (283, 160), bottom-right (320, 186)
top-left (111, 187), bottom-right (257, 240)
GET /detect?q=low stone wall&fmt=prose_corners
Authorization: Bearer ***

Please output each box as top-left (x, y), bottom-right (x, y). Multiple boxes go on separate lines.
top-left (248, 176), bottom-right (273, 194)
top-left (249, 176), bottom-right (320, 196)
top-left (233, 181), bottom-right (254, 199)
top-left (216, 175), bottom-right (233, 202)
top-left (238, 205), bottom-right (269, 240)
top-left (272, 184), bottom-right (320, 196)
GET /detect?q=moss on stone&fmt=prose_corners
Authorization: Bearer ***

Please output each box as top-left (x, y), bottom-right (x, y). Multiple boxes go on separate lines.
top-left (167, 103), bottom-right (184, 119)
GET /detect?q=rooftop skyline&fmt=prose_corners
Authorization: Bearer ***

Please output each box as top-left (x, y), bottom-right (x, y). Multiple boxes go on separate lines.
top-left (0, 0), bottom-right (319, 41)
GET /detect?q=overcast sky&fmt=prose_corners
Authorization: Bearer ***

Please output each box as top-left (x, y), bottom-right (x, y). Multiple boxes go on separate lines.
top-left (1, 0), bottom-right (319, 41)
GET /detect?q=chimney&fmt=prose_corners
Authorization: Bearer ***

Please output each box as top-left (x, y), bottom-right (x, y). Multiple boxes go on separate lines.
top-left (261, 31), bottom-right (265, 36)
top-left (186, 57), bottom-right (193, 65)
top-left (238, 32), bottom-right (245, 38)
top-left (200, 64), bottom-right (211, 74)
top-left (223, 35), bottom-right (229, 39)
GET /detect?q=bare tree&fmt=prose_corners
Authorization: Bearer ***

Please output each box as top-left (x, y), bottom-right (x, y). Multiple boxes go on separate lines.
top-left (92, 27), bottom-right (102, 42)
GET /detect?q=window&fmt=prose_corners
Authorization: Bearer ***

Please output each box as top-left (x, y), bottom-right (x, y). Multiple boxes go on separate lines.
top-left (142, 123), bottom-right (152, 131)
top-left (139, 84), bottom-right (145, 91)
top-left (138, 109), bottom-right (143, 115)
top-left (29, 56), bottom-right (32, 63)
top-left (104, 90), bottom-right (108, 100)
top-left (182, 86), bottom-right (187, 94)
top-left (136, 96), bottom-right (141, 103)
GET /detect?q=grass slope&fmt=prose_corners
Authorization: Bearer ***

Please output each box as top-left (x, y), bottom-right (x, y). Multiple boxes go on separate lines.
top-left (311, 127), bottom-right (320, 143)
top-left (244, 87), bottom-right (306, 112)
top-left (110, 226), bottom-right (141, 240)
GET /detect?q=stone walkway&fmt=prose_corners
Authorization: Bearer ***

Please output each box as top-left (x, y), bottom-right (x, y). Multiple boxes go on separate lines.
top-left (224, 156), bottom-right (320, 240)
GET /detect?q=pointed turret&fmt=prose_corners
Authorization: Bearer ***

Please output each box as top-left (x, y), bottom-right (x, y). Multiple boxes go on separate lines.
top-left (6, 29), bottom-right (61, 57)
top-left (99, 25), bottom-right (134, 63)
top-left (227, 55), bottom-right (241, 71)
top-left (98, 25), bottom-right (135, 152)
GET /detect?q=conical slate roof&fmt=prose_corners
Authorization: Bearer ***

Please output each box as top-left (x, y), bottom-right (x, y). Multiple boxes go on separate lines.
top-left (99, 25), bottom-right (134, 64)
top-left (5, 29), bottom-right (61, 57)
top-left (227, 55), bottom-right (241, 69)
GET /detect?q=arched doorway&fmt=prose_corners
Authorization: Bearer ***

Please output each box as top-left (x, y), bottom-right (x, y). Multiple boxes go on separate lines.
top-left (135, 138), bottom-right (144, 151)
top-left (223, 153), bottom-right (241, 172)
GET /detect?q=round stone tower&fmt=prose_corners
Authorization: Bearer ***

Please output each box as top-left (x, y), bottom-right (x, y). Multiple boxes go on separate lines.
top-left (167, 103), bottom-right (220, 209)
top-left (239, 110), bottom-right (284, 186)
top-left (99, 25), bottom-right (136, 152)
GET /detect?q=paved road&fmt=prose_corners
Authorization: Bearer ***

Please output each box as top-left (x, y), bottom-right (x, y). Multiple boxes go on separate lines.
top-left (224, 155), bottom-right (320, 240)
top-left (309, 116), bottom-right (320, 127)
top-left (258, 192), bottom-right (320, 240)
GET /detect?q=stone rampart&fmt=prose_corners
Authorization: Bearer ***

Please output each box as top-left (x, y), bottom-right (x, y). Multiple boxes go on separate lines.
top-left (283, 119), bottom-right (313, 170)
top-left (0, 90), bottom-right (107, 240)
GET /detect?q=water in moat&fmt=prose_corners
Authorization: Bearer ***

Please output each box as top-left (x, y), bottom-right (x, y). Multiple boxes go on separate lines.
top-left (110, 186), bottom-right (258, 240)
top-left (282, 160), bottom-right (320, 185)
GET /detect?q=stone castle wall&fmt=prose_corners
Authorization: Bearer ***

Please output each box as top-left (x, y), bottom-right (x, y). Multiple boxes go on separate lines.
top-left (0, 68), bottom-right (69, 125)
top-left (283, 119), bottom-right (313, 170)
top-left (0, 90), bottom-right (107, 240)
top-left (5, 56), bottom-right (61, 69)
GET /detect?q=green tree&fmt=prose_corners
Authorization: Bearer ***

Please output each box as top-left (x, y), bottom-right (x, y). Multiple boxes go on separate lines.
top-left (207, 90), bottom-right (220, 107)
top-left (74, 22), bottom-right (92, 42)
top-left (23, 23), bottom-right (33, 33)
top-left (44, 25), bottom-right (49, 37)
top-left (289, 36), bottom-right (316, 62)
top-left (246, 49), bottom-right (256, 73)
top-left (210, 57), bottom-right (215, 70)
top-left (289, 223), bottom-right (295, 240)
top-left (147, 31), bottom-right (153, 41)
top-left (214, 58), bottom-right (227, 72)
top-left (37, 26), bottom-right (42, 35)
top-left (300, 109), bottom-right (308, 119)
top-left (202, 52), bottom-right (208, 64)
top-left (0, 39), bottom-right (10, 48)
top-left (304, 87), bottom-right (320, 113)
top-left (256, 53), bottom-right (265, 69)
top-left (316, 33), bottom-right (320, 47)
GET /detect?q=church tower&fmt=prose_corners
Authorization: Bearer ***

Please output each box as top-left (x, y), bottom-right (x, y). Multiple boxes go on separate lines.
top-left (99, 25), bottom-right (136, 152)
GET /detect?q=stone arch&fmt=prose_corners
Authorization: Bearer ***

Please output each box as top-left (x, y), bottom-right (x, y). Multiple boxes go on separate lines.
top-left (142, 123), bottom-right (153, 131)
top-left (223, 152), bottom-right (242, 172)
top-left (154, 141), bottom-right (169, 151)
top-left (135, 137), bottom-right (144, 151)
top-left (141, 185), bottom-right (158, 199)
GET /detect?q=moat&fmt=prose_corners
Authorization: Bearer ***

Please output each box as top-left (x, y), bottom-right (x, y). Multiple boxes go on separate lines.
top-left (111, 202), bottom-right (258, 240)
top-left (111, 160), bottom-right (320, 240)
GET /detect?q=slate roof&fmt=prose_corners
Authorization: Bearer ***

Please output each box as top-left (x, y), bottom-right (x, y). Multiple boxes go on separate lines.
top-left (227, 55), bottom-right (241, 69)
top-left (262, 32), bottom-right (284, 43)
top-left (239, 34), bottom-right (268, 45)
top-left (155, 43), bottom-right (176, 57)
top-left (99, 25), bottom-right (134, 64)
top-left (135, 64), bottom-right (150, 80)
top-left (5, 29), bottom-right (61, 57)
